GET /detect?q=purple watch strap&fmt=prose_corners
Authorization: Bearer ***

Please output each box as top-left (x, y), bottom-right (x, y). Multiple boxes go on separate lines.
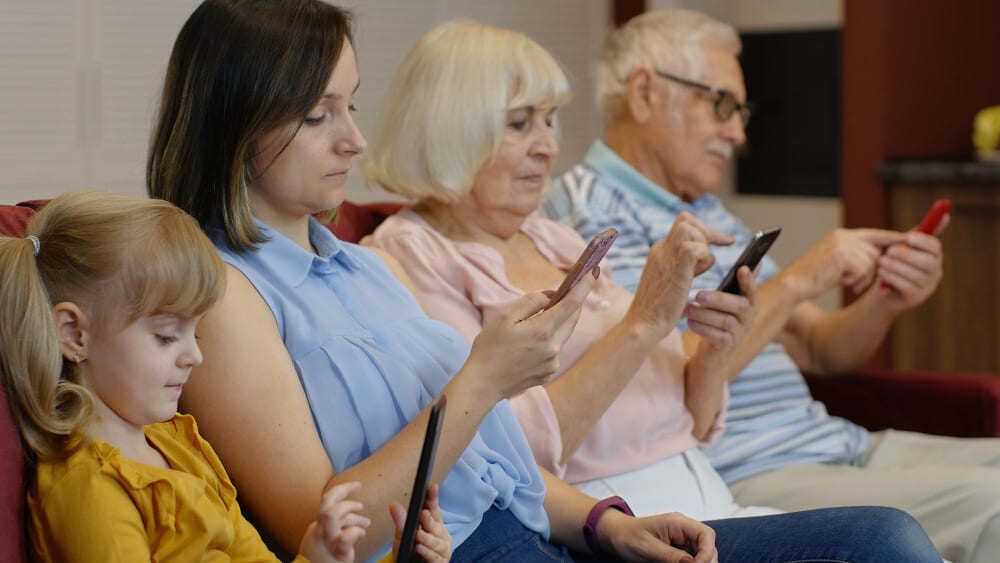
top-left (583, 496), bottom-right (634, 555)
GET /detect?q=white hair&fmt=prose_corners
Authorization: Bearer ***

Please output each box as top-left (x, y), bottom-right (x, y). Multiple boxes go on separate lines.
top-left (597, 9), bottom-right (740, 123)
top-left (363, 19), bottom-right (571, 203)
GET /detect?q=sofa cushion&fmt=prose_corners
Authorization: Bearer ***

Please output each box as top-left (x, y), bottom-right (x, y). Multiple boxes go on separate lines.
top-left (0, 384), bottom-right (26, 562)
top-left (0, 201), bottom-right (36, 562)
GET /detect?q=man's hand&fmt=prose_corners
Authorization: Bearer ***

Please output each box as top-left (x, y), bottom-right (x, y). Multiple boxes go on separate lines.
top-left (874, 230), bottom-right (944, 313)
top-left (780, 228), bottom-right (906, 301)
top-left (596, 509), bottom-right (718, 563)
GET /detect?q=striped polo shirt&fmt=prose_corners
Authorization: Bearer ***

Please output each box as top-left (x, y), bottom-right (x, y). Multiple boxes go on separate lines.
top-left (543, 140), bottom-right (870, 483)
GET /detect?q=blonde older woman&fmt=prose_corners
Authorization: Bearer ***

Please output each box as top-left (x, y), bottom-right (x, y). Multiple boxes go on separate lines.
top-left (363, 19), bottom-right (943, 563)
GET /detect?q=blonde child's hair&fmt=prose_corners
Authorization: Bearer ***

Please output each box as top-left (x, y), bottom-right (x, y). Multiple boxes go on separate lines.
top-left (0, 191), bottom-right (226, 461)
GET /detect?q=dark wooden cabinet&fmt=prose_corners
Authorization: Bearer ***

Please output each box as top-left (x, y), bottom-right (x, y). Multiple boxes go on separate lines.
top-left (884, 161), bottom-right (1000, 372)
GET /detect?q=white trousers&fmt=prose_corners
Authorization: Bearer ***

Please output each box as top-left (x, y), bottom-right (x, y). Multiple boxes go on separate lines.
top-left (731, 430), bottom-right (1000, 563)
top-left (572, 448), bottom-right (781, 520)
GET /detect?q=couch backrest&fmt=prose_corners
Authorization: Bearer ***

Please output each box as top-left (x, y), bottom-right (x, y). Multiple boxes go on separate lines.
top-left (328, 201), bottom-right (406, 244)
top-left (0, 202), bottom-right (34, 563)
top-left (0, 385), bottom-right (27, 563)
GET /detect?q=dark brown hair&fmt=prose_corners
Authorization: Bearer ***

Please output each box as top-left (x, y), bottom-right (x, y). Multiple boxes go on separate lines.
top-left (147, 0), bottom-right (353, 251)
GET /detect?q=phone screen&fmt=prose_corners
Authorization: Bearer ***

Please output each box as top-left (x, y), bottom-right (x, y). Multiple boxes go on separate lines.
top-left (396, 395), bottom-right (447, 563)
top-left (716, 227), bottom-right (781, 295)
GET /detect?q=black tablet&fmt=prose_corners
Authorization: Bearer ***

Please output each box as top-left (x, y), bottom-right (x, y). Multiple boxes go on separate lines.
top-left (396, 395), bottom-right (446, 563)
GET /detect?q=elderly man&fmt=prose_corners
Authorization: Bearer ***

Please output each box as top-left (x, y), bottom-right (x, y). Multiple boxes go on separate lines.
top-left (544, 8), bottom-right (1000, 563)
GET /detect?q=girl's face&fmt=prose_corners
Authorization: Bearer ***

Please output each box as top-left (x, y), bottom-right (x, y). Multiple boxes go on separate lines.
top-left (83, 313), bottom-right (203, 429)
top-left (468, 105), bottom-right (560, 219)
top-left (249, 41), bottom-right (367, 224)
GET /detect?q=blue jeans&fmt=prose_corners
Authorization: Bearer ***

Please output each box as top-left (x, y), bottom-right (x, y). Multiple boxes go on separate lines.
top-left (453, 506), bottom-right (940, 562)
top-left (704, 506), bottom-right (940, 562)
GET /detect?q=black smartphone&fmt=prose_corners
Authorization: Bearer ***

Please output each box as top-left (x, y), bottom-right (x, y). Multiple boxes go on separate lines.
top-left (396, 395), bottom-right (447, 563)
top-left (716, 227), bottom-right (781, 295)
top-left (543, 228), bottom-right (618, 310)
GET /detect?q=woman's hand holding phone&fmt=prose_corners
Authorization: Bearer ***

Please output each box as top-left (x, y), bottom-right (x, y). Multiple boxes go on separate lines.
top-left (626, 212), bottom-right (734, 337)
top-left (465, 263), bottom-right (596, 401)
top-left (687, 265), bottom-right (758, 353)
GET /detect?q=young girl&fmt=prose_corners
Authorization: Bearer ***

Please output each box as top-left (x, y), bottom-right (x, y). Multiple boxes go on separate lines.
top-left (0, 191), bottom-right (451, 562)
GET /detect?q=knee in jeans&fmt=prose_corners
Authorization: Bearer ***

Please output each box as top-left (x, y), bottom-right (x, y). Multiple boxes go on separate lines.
top-left (863, 507), bottom-right (938, 561)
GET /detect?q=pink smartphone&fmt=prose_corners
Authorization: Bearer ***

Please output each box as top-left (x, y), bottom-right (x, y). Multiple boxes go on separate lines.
top-left (543, 228), bottom-right (618, 310)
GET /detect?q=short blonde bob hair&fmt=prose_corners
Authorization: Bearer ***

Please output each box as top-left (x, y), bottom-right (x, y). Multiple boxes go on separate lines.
top-left (364, 20), bottom-right (570, 203)
top-left (597, 9), bottom-right (740, 123)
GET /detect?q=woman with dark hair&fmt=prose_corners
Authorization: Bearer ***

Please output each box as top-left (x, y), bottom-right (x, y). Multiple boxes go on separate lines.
top-left (149, 2), bottom-right (731, 562)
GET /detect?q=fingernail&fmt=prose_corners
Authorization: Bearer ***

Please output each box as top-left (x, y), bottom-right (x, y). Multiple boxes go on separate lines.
top-left (592, 266), bottom-right (600, 279)
top-left (683, 305), bottom-right (693, 316)
top-left (696, 292), bottom-right (708, 303)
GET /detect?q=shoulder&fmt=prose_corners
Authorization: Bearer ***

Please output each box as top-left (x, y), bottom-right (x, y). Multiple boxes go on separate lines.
top-left (207, 263), bottom-right (277, 331)
top-left (30, 447), bottom-right (155, 561)
top-left (546, 164), bottom-right (642, 222)
top-left (30, 446), bottom-right (144, 527)
top-left (363, 211), bottom-right (456, 259)
top-left (33, 446), bottom-right (118, 500)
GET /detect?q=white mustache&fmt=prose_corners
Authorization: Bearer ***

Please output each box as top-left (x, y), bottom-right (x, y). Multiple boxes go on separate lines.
top-left (707, 143), bottom-right (733, 160)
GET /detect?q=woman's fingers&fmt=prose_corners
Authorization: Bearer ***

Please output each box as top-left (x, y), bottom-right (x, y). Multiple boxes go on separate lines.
top-left (542, 267), bottom-right (597, 325)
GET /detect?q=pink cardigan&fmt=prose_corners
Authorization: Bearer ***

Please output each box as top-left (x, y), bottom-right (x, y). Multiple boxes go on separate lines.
top-left (364, 209), bottom-right (727, 484)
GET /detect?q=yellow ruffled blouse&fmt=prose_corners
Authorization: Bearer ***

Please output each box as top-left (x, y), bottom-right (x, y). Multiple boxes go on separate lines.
top-left (27, 413), bottom-right (306, 562)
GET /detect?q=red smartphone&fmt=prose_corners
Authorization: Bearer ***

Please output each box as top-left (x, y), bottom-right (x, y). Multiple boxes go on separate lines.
top-left (880, 199), bottom-right (952, 289)
top-left (915, 199), bottom-right (952, 235)
top-left (543, 228), bottom-right (618, 310)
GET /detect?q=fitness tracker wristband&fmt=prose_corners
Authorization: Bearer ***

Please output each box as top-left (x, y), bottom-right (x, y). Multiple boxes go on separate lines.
top-left (582, 495), bottom-right (634, 555)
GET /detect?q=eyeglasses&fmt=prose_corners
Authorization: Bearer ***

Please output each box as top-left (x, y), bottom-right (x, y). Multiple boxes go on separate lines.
top-left (654, 70), bottom-right (751, 127)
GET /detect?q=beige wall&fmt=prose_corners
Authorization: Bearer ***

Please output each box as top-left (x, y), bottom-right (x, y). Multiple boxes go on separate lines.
top-left (0, 0), bottom-right (610, 205)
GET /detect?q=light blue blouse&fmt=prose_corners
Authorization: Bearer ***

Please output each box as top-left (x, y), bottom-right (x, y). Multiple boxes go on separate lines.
top-left (211, 218), bottom-right (549, 553)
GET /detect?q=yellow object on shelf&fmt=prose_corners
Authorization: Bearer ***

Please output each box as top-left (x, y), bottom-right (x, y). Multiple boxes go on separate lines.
top-left (973, 105), bottom-right (1000, 162)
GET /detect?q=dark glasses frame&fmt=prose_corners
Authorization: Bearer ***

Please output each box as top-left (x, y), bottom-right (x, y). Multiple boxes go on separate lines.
top-left (654, 70), bottom-right (752, 127)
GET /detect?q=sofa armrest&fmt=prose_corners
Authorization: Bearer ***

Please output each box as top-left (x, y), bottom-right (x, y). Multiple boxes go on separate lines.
top-left (804, 370), bottom-right (1000, 438)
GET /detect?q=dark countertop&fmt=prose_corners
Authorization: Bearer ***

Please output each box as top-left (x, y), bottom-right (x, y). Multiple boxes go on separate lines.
top-left (879, 158), bottom-right (1000, 184)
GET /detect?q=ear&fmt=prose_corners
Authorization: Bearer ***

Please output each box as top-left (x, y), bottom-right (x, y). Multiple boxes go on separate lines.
top-left (623, 68), bottom-right (655, 124)
top-left (52, 302), bottom-right (90, 363)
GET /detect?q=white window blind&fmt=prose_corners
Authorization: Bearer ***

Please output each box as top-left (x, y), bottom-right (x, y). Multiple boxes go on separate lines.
top-left (1, 0), bottom-right (609, 205)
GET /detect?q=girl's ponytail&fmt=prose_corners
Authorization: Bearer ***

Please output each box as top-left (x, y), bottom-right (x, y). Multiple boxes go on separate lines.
top-left (0, 234), bottom-right (93, 461)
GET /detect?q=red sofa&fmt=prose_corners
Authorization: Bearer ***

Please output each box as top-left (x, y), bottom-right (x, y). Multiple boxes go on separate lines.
top-left (3, 198), bottom-right (999, 561)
